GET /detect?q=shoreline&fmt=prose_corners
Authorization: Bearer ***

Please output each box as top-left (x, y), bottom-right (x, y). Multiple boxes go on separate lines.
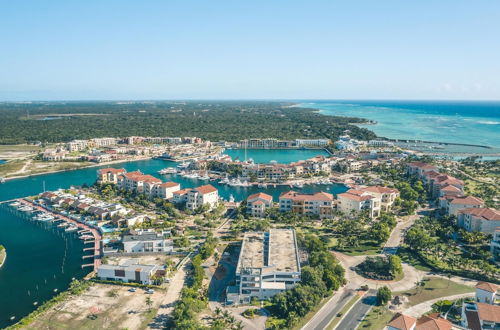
top-left (0, 246), bottom-right (6, 269)
top-left (3, 156), bottom-right (153, 182)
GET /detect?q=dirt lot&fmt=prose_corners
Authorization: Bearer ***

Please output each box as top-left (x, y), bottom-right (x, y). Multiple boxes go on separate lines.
top-left (25, 283), bottom-right (165, 330)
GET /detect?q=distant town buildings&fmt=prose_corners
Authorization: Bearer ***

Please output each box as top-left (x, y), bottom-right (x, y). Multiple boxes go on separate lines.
top-left (226, 229), bottom-right (301, 305)
top-left (237, 138), bottom-right (330, 149)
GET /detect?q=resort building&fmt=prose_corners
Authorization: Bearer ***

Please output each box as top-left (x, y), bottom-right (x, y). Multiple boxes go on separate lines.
top-left (279, 191), bottom-right (334, 219)
top-left (153, 182), bottom-right (181, 199)
top-left (294, 138), bottom-right (330, 147)
top-left (186, 184), bottom-right (219, 211)
top-left (475, 282), bottom-right (498, 304)
top-left (491, 228), bottom-right (500, 261)
top-left (406, 161), bottom-right (438, 178)
top-left (439, 195), bottom-right (485, 216)
top-left (97, 259), bottom-right (164, 285)
top-left (457, 208), bottom-right (500, 234)
top-left (67, 139), bottom-right (88, 152)
top-left (122, 231), bottom-right (173, 253)
top-left (430, 174), bottom-right (464, 198)
top-left (117, 171), bottom-right (161, 193)
top-left (97, 168), bottom-right (126, 184)
top-left (337, 186), bottom-right (397, 218)
top-left (226, 229), bottom-right (301, 305)
top-left (361, 186), bottom-right (399, 212)
top-left (338, 189), bottom-right (380, 217)
top-left (172, 188), bottom-right (190, 204)
top-left (461, 281), bottom-right (500, 330)
top-left (246, 192), bottom-right (273, 218)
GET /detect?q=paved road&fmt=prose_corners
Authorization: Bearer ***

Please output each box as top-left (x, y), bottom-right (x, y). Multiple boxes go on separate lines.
top-left (335, 290), bottom-right (377, 330)
top-left (148, 258), bottom-right (189, 329)
top-left (301, 287), bottom-right (356, 330)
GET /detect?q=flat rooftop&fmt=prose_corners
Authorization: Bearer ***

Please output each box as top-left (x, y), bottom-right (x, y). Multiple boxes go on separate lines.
top-left (236, 229), bottom-right (300, 274)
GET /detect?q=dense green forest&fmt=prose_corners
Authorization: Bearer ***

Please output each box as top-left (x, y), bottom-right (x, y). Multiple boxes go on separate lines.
top-left (0, 101), bottom-right (376, 144)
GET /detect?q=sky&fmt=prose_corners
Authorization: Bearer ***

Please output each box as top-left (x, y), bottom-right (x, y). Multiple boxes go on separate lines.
top-left (1, 1), bottom-right (499, 101)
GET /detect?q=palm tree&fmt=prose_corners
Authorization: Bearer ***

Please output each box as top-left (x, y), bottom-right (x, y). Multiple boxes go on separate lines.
top-left (145, 296), bottom-right (153, 311)
top-left (215, 306), bottom-right (222, 317)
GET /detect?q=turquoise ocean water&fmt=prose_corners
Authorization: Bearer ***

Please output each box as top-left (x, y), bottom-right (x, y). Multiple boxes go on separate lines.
top-left (300, 101), bottom-right (500, 153)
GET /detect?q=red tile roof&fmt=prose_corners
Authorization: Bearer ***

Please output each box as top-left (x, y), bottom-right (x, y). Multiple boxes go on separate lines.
top-left (477, 302), bottom-right (500, 323)
top-left (159, 182), bottom-right (180, 188)
top-left (475, 281), bottom-right (499, 293)
top-left (279, 191), bottom-right (333, 201)
top-left (416, 314), bottom-right (452, 330)
top-left (449, 196), bottom-right (484, 206)
top-left (99, 167), bottom-right (125, 175)
top-left (173, 189), bottom-right (190, 195)
top-left (337, 192), bottom-right (373, 202)
top-left (363, 186), bottom-right (399, 194)
top-left (459, 208), bottom-right (500, 221)
top-left (194, 184), bottom-right (218, 195)
top-left (247, 192), bottom-right (273, 202)
top-left (387, 313), bottom-right (417, 330)
top-left (440, 184), bottom-right (462, 192)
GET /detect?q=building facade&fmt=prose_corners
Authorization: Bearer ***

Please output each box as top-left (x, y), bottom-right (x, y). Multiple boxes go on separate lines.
top-left (226, 229), bottom-right (301, 305)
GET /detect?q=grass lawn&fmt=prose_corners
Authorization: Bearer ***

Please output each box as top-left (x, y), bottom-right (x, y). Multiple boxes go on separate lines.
top-left (359, 306), bottom-right (394, 330)
top-left (336, 242), bottom-right (382, 256)
top-left (326, 294), bottom-right (361, 330)
top-left (397, 247), bottom-right (432, 272)
top-left (395, 277), bottom-right (474, 306)
top-left (0, 144), bottom-right (41, 152)
top-left (0, 159), bottom-right (25, 177)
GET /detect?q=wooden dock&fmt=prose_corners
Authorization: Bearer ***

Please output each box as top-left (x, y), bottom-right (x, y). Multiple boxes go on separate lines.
top-left (17, 199), bottom-right (103, 272)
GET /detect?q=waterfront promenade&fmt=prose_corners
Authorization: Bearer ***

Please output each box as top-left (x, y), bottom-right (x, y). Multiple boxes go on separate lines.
top-left (17, 199), bottom-right (103, 272)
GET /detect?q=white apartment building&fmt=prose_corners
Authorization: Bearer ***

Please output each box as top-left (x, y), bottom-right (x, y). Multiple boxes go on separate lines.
top-left (97, 259), bottom-right (163, 285)
top-left (294, 139), bottom-right (330, 147)
top-left (186, 184), bottom-right (219, 211)
top-left (461, 281), bottom-right (500, 330)
top-left (90, 137), bottom-right (117, 147)
top-left (279, 191), bottom-right (334, 219)
top-left (67, 139), bottom-right (88, 152)
top-left (153, 182), bottom-right (181, 199)
top-left (337, 185), bottom-right (398, 218)
top-left (122, 231), bottom-right (173, 253)
top-left (226, 229), bottom-right (301, 305)
top-left (246, 192), bottom-right (273, 218)
top-left (337, 189), bottom-right (379, 217)
top-left (361, 186), bottom-right (399, 212)
top-left (457, 208), bottom-right (500, 234)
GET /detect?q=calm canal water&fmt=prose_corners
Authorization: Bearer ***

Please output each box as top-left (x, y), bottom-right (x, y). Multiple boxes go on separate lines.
top-left (0, 149), bottom-right (344, 327)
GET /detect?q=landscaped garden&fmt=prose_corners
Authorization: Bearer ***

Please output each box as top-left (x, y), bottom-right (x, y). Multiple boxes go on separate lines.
top-left (354, 255), bottom-right (403, 281)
